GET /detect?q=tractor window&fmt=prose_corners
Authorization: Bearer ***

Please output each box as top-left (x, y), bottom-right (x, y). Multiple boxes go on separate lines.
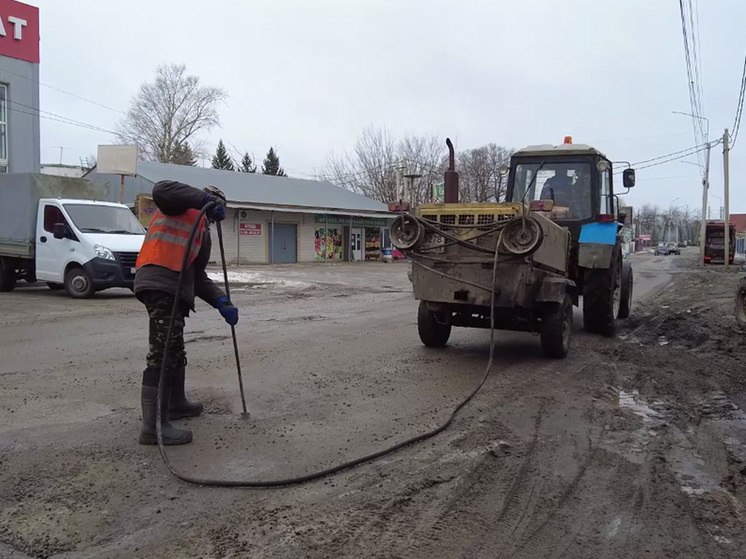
top-left (513, 162), bottom-right (592, 220)
top-left (600, 169), bottom-right (613, 215)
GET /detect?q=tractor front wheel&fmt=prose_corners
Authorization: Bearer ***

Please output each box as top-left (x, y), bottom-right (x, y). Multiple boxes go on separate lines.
top-left (540, 294), bottom-right (573, 358)
top-left (417, 301), bottom-right (452, 348)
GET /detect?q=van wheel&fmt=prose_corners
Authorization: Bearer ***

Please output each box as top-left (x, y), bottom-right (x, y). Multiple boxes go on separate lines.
top-left (64, 266), bottom-right (95, 299)
top-left (0, 259), bottom-right (16, 292)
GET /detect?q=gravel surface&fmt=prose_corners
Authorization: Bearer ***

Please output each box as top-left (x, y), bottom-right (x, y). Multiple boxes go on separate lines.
top-left (1, 254), bottom-right (745, 558)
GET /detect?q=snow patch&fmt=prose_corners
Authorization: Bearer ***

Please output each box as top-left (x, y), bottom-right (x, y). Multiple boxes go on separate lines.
top-left (207, 271), bottom-right (312, 289)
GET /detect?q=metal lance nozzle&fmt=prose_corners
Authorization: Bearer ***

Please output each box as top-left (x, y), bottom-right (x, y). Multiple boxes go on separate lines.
top-left (444, 138), bottom-right (459, 203)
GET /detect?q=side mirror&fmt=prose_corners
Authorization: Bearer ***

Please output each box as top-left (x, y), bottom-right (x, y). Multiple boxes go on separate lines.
top-left (53, 223), bottom-right (67, 239)
top-left (623, 168), bottom-right (636, 188)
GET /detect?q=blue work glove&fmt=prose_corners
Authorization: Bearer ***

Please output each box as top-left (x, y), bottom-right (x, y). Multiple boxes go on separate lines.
top-left (202, 193), bottom-right (226, 222)
top-left (216, 296), bottom-right (239, 326)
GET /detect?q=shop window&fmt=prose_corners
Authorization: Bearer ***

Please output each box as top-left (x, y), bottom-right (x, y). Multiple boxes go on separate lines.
top-left (0, 84), bottom-right (7, 172)
top-left (315, 227), bottom-right (343, 260)
top-left (365, 228), bottom-right (382, 260)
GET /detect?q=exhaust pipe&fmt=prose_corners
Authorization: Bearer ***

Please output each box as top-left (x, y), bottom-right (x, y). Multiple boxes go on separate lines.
top-left (444, 138), bottom-right (459, 204)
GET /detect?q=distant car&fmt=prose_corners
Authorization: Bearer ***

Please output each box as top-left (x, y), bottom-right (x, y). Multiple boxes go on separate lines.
top-left (654, 244), bottom-right (670, 256)
top-left (666, 242), bottom-right (681, 255)
top-left (678, 241), bottom-right (686, 248)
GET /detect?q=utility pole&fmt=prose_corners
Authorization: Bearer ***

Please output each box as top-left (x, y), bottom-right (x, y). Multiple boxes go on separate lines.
top-left (53, 146), bottom-right (65, 165)
top-left (395, 162), bottom-right (403, 203)
top-left (404, 173), bottom-right (422, 208)
top-left (698, 142), bottom-right (711, 265)
top-left (724, 129), bottom-right (731, 268)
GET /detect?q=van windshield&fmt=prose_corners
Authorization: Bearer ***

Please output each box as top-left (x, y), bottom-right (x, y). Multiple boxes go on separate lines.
top-left (63, 204), bottom-right (145, 235)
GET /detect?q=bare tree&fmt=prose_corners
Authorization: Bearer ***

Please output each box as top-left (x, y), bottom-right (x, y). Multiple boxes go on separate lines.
top-left (116, 64), bottom-right (227, 163)
top-left (320, 126), bottom-right (446, 204)
top-left (80, 154), bottom-right (97, 172)
top-left (637, 204), bottom-right (660, 242)
top-left (458, 144), bottom-right (513, 203)
top-left (399, 134), bottom-right (447, 203)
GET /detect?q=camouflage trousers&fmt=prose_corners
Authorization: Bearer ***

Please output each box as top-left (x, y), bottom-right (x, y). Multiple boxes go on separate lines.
top-left (141, 291), bottom-right (190, 374)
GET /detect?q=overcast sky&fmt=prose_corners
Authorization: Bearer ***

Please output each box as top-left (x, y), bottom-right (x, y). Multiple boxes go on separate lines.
top-left (34, 0), bottom-right (746, 214)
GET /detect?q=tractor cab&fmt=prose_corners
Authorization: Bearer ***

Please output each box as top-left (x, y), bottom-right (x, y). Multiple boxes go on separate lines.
top-left (504, 137), bottom-right (636, 336)
top-left (506, 137), bottom-right (635, 231)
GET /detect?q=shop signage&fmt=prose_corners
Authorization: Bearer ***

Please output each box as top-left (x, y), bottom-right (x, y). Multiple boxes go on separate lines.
top-left (432, 182), bottom-right (444, 202)
top-left (0, 0), bottom-right (39, 64)
top-left (239, 223), bottom-right (262, 236)
top-left (315, 214), bottom-right (391, 227)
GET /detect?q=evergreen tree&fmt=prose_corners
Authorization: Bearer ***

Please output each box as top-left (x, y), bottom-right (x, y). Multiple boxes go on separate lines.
top-left (237, 152), bottom-right (257, 173)
top-left (261, 147), bottom-right (287, 176)
top-left (211, 139), bottom-right (235, 171)
top-left (170, 142), bottom-right (198, 166)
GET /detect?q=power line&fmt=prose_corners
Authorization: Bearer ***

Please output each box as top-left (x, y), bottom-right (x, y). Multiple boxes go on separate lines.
top-left (4, 103), bottom-right (117, 135)
top-left (729, 49), bottom-right (746, 149)
top-left (627, 141), bottom-right (713, 167)
top-left (631, 142), bottom-right (719, 172)
top-left (0, 67), bottom-right (126, 115)
top-left (6, 99), bottom-right (117, 135)
top-left (678, 0), bottom-right (708, 168)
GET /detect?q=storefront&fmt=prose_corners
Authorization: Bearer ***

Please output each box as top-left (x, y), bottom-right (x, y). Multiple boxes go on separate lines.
top-left (89, 161), bottom-right (395, 264)
top-left (313, 214), bottom-right (391, 262)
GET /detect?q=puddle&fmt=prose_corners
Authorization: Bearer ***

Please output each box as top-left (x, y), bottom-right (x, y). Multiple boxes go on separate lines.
top-left (618, 390), bottom-right (663, 424)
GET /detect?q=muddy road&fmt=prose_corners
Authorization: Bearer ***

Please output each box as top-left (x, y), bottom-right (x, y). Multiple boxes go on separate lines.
top-left (1, 252), bottom-right (745, 558)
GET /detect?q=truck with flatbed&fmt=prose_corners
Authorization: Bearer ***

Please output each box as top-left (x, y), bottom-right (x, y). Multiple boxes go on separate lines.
top-left (0, 173), bottom-right (146, 298)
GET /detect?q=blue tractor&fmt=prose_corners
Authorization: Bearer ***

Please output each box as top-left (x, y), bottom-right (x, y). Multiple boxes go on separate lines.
top-left (504, 137), bottom-right (636, 336)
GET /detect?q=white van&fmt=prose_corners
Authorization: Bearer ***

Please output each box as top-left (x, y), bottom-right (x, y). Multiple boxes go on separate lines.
top-left (0, 174), bottom-right (146, 298)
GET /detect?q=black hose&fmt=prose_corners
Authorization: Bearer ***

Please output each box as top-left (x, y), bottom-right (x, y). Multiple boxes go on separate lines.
top-left (154, 202), bottom-right (504, 488)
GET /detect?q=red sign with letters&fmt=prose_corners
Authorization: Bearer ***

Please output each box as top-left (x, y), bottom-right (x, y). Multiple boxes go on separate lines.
top-left (0, 0), bottom-right (39, 64)
top-left (239, 223), bottom-right (262, 236)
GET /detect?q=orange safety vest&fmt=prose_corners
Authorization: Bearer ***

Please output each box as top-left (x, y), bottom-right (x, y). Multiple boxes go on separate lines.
top-left (136, 209), bottom-right (207, 272)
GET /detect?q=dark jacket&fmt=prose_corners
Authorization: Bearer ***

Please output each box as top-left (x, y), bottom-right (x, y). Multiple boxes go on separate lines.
top-left (134, 180), bottom-right (224, 310)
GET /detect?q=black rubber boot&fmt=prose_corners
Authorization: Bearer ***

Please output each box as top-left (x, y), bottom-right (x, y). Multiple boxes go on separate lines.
top-left (139, 385), bottom-right (193, 445)
top-left (169, 362), bottom-right (204, 420)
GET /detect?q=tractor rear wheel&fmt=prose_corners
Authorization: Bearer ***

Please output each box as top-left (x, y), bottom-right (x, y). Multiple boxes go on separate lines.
top-left (582, 245), bottom-right (622, 337)
top-left (735, 278), bottom-right (746, 331)
top-left (417, 301), bottom-right (451, 348)
top-left (540, 294), bottom-right (573, 358)
top-left (618, 260), bottom-right (633, 319)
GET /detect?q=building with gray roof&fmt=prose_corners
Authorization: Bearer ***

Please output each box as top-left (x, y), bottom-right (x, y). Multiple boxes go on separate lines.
top-left (85, 161), bottom-right (394, 264)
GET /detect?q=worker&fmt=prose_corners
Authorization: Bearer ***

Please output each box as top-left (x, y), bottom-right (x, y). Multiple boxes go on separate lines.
top-left (540, 168), bottom-right (575, 208)
top-left (134, 181), bottom-right (239, 445)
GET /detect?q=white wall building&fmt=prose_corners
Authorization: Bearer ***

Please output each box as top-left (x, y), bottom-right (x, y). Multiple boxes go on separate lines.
top-left (85, 162), bottom-right (394, 265)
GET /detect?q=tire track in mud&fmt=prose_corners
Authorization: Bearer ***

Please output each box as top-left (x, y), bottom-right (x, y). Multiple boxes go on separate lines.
top-left (329, 403), bottom-right (547, 559)
top-left (506, 430), bottom-right (602, 559)
top-left (315, 356), bottom-right (541, 558)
